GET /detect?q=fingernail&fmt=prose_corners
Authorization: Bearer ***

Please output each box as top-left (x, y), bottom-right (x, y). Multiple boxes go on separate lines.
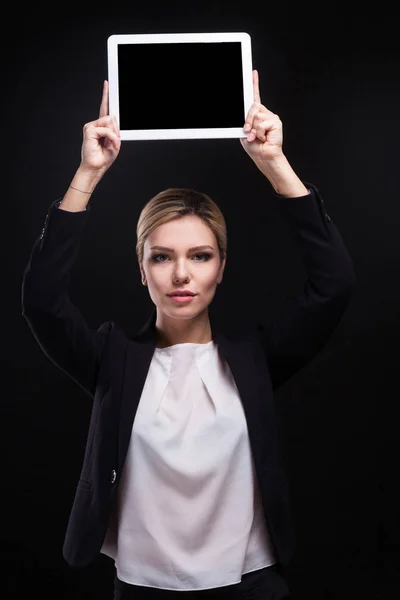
top-left (244, 124), bottom-right (251, 132)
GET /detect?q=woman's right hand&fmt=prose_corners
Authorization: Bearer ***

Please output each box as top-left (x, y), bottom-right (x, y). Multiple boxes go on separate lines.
top-left (80, 80), bottom-right (121, 173)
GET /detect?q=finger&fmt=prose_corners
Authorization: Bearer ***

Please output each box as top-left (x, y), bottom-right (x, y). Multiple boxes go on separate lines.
top-left (253, 70), bottom-right (261, 104)
top-left (246, 111), bottom-right (266, 140)
top-left (104, 114), bottom-right (119, 139)
top-left (243, 102), bottom-right (261, 132)
top-left (248, 116), bottom-right (281, 142)
top-left (244, 104), bottom-right (275, 134)
top-left (247, 128), bottom-right (266, 143)
top-left (86, 115), bottom-right (115, 130)
top-left (95, 112), bottom-right (120, 139)
top-left (87, 126), bottom-right (120, 151)
top-left (257, 104), bottom-right (276, 118)
top-left (99, 80), bottom-right (109, 118)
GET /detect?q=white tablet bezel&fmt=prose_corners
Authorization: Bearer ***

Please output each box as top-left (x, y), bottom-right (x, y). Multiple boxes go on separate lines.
top-left (107, 32), bottom-right (253, 141)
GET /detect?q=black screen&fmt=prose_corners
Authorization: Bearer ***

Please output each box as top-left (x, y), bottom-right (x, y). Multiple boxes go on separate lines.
top-left (117, 42), bottom-right (244, 130)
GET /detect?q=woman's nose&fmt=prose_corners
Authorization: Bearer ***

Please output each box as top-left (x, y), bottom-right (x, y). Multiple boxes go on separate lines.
top-left (173, 262), bottom-right (190, 280)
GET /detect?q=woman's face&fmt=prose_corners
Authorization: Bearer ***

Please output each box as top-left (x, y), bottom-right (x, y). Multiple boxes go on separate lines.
top-left (140, 215), bottom-right (226, 320)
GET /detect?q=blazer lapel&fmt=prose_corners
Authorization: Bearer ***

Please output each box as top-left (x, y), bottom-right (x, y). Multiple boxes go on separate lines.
top-left (118, 310), bottom-right (158, 468)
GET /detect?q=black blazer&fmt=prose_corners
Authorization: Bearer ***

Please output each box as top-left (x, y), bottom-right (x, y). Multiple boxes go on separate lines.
top-left (21, 183), bottom-right (355, 569)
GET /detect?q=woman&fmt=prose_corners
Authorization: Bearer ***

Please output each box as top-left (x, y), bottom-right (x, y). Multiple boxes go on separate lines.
top-left (22, 72), bottom-right (355, 599)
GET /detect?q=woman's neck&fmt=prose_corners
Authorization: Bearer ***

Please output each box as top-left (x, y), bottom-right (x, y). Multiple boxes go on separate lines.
top-left (154, 315), bottom-right (212, 348)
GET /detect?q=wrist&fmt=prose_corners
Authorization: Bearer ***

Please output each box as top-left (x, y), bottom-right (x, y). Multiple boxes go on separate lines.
top-left (255, 154), bottom-right (309, 197)
top-left (59, 166), bottom-right (104, 212)
top-left (74, 164), bottom-right (106, 191)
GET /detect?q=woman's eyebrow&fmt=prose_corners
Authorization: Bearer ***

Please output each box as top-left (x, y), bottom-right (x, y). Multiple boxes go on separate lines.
top-left (150, 245), bottom-right (215, 252)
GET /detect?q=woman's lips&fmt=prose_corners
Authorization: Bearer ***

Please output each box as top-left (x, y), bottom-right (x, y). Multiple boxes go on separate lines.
top-left (169, 295), bottom-right (196, 303)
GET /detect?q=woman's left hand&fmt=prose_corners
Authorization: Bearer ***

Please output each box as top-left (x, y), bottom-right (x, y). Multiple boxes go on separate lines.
top-left (240, 70), bottom-right (284, 163)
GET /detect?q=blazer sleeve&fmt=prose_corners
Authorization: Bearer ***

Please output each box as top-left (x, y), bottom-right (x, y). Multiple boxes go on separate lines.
top-left (257, 182), bottom-right (356, 392)
top-left (21, 198), bottom-right (110, 398)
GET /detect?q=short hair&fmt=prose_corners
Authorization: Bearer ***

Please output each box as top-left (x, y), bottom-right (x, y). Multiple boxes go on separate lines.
top-left (136, 188), bottom-right (227, 266)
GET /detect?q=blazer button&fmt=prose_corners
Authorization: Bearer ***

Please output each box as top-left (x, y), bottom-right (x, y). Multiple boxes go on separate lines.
top-left (111, 469), bottom-right (117, 484)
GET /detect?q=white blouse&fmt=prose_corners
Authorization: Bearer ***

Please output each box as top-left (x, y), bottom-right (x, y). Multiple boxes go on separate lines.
top-left (101, 340), bottom-right (276, 591)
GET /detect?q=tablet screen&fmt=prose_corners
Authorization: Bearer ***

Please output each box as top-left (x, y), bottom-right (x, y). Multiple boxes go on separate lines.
top-left (117, 42), bottom-right (244, 131)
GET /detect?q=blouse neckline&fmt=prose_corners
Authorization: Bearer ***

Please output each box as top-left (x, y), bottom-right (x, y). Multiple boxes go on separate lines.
top-left (154, 340), bottom-right (215, 352)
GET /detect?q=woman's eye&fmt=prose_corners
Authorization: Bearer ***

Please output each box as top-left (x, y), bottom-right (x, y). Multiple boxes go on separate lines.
top-left (151, 253), bottom-right (211, 263)
top-left (151, 254), bottom-right (167, 263)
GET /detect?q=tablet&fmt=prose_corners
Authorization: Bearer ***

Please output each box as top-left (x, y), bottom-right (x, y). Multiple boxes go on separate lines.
top-left (107, 32), bottom-right (254, 141)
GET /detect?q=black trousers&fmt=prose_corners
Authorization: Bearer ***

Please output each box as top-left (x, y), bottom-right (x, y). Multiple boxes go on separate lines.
top-left (113, 564), bottom-right (291, 599)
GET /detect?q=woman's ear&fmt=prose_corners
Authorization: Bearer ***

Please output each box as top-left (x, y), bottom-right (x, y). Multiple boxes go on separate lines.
top-left (217, 257), bottom-right (226, 284)
top-left (140, 263), bottom-right (147, 286)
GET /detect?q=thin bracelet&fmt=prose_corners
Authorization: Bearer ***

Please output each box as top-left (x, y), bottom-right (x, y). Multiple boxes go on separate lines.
top-left (69, 184), bottom-right (92, 194)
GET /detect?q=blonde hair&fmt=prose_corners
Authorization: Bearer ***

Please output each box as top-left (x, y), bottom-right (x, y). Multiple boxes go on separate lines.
top-left (136, 188), bottom-right (227, 266)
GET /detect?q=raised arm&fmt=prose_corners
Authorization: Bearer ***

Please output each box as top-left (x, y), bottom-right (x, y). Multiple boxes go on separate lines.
top-left (257, 183), bottom-right (355, 391)
top-left (240, 71), bottom-right (355, 390)
top-left (21, 81), bottom-right (121, 397)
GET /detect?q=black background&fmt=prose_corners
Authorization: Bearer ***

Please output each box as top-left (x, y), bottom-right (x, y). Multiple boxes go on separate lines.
top-left (4, 3), bottom-right (399, 599)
